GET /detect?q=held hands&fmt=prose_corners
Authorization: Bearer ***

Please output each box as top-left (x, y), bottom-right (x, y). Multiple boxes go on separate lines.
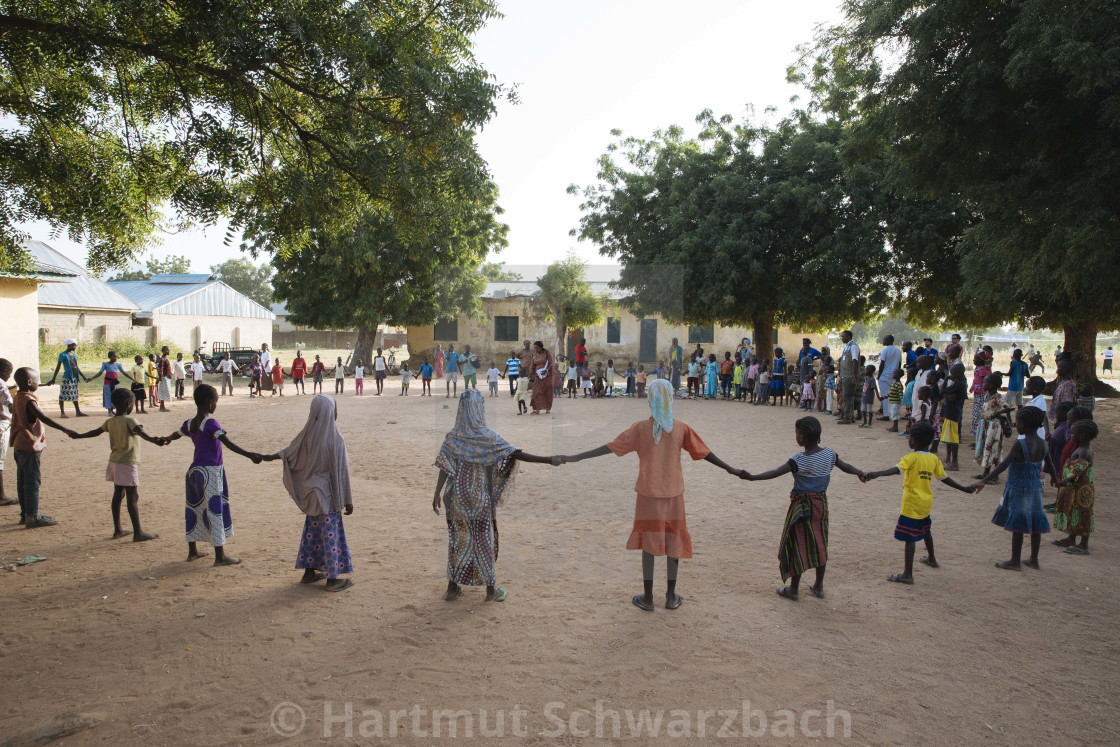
top-left (859, 472), bottom-right (874, 483)
top-left (967, 481), bottom-right (986, 493)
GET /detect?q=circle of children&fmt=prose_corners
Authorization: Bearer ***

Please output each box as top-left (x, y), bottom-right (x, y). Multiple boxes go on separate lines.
top-left (0, 328), bottom-right (1099, 604)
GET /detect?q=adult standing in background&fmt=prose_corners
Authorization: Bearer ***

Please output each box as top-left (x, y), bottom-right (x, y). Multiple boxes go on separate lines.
top-left (573, 338), bottom-right (587, 372)
top-left (876, 335), bottom-right (902, 421)
top-left (668, 337), bottom-right (683, 372)
top-left (837, 330), bottom-right (860, 425)
top-left (921, 338), bottom-right (938, 357)
top-left (434, 344), bottom-right (445, 379)
top-left (259, 343), bottom-right (273, 394)
top-left (1104, 346), bottom-right (1114, 374)
top-left (736, 337), bottom-right (752, 362)
top-left (528, 341), bottom-right (554, 415)
top-left (902, 340), bottom-right (917, 367)
top-left (46, 339), bottom-right (88, 418)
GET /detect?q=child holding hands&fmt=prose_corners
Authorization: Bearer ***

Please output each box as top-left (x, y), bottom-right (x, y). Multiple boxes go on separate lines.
top-left (560, 379), bottom-right (742, 611)
top-left (862, 422), bottom-right (977, 584)
top-left (740, 416), bottom-right (866, 600)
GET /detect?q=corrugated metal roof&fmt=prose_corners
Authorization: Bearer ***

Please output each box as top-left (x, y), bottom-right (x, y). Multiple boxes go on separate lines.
top-left (25, 240), bottom-right (140, 311)
top-left (150, 273), bottom-right (213, 284)
top-left (110, 279), bottom-right (275, 319)
top-left (271, 302), bottom-right (289, 316)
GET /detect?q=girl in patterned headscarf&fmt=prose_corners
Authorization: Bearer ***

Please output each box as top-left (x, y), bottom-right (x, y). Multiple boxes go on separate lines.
top-left (432, 388), bottom-right (558, 602)
top-left (562, 379), bottom-right (742, 611)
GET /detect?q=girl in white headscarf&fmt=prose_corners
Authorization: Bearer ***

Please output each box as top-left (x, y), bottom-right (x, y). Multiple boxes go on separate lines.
top-left (562, 379), bottom-right (742, 611)
top-left (262, 395), bottom-right (354, 591)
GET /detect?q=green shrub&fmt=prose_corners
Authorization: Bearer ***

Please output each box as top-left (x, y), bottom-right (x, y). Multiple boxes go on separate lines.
top-left (39, 338), bottom-right (182, 372)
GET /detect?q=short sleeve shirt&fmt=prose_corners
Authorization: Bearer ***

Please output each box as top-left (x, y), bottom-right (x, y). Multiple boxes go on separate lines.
top-left (221, 359), bottom-right (237, 374)
top-left (461, 357), bottom-right (476, 376)
top-left (898, 451), bottom-right (947, 520)
top-left (607, 419), bottom-right (711, 497)
top-left (191, 362), bottom-right (205, 381)
top-left (291, 359), bottom-right (307, 377)
top-left (1008, 360), bottom-right (1028, 391)
top-left (420, 364), bottom-right (434, 379)
top-left (102, 415), bottom-right (141, 464)
top-left (172, 361), bottom-right (186, 378)
top-left (788, 448), bottom-right (837, 493)
top-left (445, 352), bottom-right (460, 372)
top-left (0, 383), bottom-right (13, 420)
top-left (506, 358), bottom-right (520, 376)
top-left (180, 417), bottom-right (225, 467)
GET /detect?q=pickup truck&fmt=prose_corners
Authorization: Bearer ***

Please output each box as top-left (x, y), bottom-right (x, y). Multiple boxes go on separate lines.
top-left (200, 342), bottom-right (260, 373)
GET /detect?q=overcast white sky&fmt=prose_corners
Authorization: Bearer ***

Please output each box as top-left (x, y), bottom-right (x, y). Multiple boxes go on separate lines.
top-left (22, 0), bottom-right (846, 275)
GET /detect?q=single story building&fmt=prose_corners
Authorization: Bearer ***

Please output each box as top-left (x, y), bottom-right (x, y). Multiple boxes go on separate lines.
top-left (1, 246), bottom-right (82, 372)
top-left (27, 240), bottom-right (140, 344)
top-left (110, 274), bottom-right (274, 352)
top-left (406, 281), bottom-right (826, 365)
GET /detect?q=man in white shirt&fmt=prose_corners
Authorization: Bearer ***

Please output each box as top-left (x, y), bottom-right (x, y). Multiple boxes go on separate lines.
top-left (876, 334), bottom-right (902, 420)
top-left (190, 354), bottom-right (206, 391)
top-left (172, 352), bottom-right (187, 400)
top-left (219, 353), bottom-right (240, 396)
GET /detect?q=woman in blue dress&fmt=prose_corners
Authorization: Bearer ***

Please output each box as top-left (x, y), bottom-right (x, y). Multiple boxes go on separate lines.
top-left (972, 407), bottom-right (1055, 570)
top-left (704, 354), bottom-right (719, 399)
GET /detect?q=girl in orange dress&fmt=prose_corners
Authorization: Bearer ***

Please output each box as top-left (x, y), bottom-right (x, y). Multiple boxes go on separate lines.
top-left (562, 379), bottom-right (742, 611)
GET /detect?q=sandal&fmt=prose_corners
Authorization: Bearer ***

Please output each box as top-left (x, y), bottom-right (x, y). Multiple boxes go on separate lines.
top-left (301, 571), bottom-right (328, 584)
top-left (492, 586), bottom-right (507, 602)
top-left (887, 574), bottom-right (914, 584)
top-left (325, 578), bottom-right (354, 592)
top-left (1063, 547), bottom-right (1090, 555)
top-left (632, 594), bottom-right (654, 612)
top-left (919, 557), bottom-right (940, 568)
top-left (776, 586), bottom-right (799, 600)
top-left (444, 585), bottom-right (462, 601)
top-left (665, 594), bottom-right (683, 610)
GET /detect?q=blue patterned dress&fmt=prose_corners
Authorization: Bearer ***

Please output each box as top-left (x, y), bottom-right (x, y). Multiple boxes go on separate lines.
top-left (296, 513), bottom-right (353, 578)
top-left (181, 418), bottom-right (234, 546)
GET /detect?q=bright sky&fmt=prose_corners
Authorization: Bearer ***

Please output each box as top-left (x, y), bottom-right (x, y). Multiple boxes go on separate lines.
top-left (21, 0), bottom-right (846, 275)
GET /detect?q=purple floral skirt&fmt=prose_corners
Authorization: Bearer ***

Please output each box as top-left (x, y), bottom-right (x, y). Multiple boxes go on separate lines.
top-left (295, 512), bottom-right (353, 578)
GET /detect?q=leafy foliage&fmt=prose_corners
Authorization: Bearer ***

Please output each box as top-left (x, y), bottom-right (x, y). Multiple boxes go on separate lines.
top-left (107, 255), bottom-right (191, 281)
top-left (209, 258), bottom-right (274, 308)
top-left (537, 253), bottom-right (606, 342)
top-left (0, 0), bottom-right (510, 274)
top-left (479, 262), bottom-right (522, 282)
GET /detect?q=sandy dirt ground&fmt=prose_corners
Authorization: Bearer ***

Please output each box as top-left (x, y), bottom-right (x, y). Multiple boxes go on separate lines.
top-left (1, 377), bottom-right (1117, 745)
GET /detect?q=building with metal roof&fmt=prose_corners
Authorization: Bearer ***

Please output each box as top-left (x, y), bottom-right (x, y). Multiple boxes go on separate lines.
top-left (0, 241), bottom-right (83, 370)
top-left (109, 275), bottom-right (274, 352)
top-left (20, 240), bottom-right (141, 345)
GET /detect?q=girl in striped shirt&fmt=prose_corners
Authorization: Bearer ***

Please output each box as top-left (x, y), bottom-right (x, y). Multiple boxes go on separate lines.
top-left (740, 416), bottom-right (867, 600)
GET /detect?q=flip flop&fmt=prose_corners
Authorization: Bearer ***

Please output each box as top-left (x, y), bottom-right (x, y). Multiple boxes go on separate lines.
top-left (665, 594), bottom-right (683, 610)
top-left (632, 594), bottom-right (654, 612)
top-left (0, 498), bottom-right (18, 506)
top-left (808, 586), bottom-right (825, 599)
top-left (776, 586), bottom-right (799, 600)
top-left (919, 557), bottom-right (940, 568)
top-left (1051, 539), bottom-right (1075, 547)
top-left (301, 571), bottom-right (328, 584)
top-left (493, 586), bottom-right (507, 602)
top-left (994, 561), bottom-right (1021, 571)
top-left (326, 578), bottom-right (354, 592)
top-left (887, 574), bottom-right (914, 585)
top-left (1063, 547), bottom-right (1090, 555)
top-left (444, 585), bottom-right (462, 601)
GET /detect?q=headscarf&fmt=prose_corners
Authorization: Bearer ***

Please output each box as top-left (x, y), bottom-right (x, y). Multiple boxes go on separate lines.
top-left (437, 388), bottom-right (517, 467)
top-left (280, 395), bottom-right (352, 516)
top-left (648, 378), bottom-right (675, 444)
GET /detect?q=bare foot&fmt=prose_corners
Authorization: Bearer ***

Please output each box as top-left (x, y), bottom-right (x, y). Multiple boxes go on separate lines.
top-left (133, 531), bottom-right (159, 542)
top-left (76, 412), bottom-right (89, 417)
top-left (214, 556), bottom-right (242, 566)
top-left (112, 530), bottom-right (131, 539)
top-left (186, 550), bottom-right (210, 561)
top-left (1023, 559), bottom-right (1040, 570)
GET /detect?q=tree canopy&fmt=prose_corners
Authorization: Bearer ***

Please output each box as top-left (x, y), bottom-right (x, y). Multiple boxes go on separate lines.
top-left (536, 252), bottom-right (605, 356)
top-left (571, 112), bottom-right (893, 359)
top-left (209, 258), bottom-right (274, 308)
top-left (821, 0), bottom-right (1120, 382)
top-left (479, 262), bottom-right (522, 282)
top-left (107, 255), bottom-right (191, 281)
top-left (0, 0), bottom-right (508, 274)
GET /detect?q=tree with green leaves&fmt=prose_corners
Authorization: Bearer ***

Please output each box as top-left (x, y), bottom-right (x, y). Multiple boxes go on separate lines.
top-left (572, 111), bottom-right (893, 361)
top-left (270, 184), bottom-right (507, 368)
top-left (209, 258), bottom-right (274, 308)
top-left (107, 255), bottom-right (191, 282)
top-left (479, 262), bottom-right (522, 282)
top-left (0, 0), bottom-right (509, 275)
top-left (824, 0), bottom-right (1120, 387)
top-left (536, 253), bottom-right (606, 358)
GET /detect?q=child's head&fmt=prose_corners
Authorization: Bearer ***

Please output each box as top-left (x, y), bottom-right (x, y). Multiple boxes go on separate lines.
top-left (354, 359), bottom-right (361, 367)
top-left (147, 353), bottom-right (155, 361)
top-left (983, 372), bottom-right (1002, 394)
top-left (1057, 358), bottom-right (1074, 378)
top-left (193, 353), bottom-right (201, 362)
top-left (0, 357), bottom-right (11, 381)
top-left (893, 368), bottom-right (904, 381)
top-left (336, 356), bottom-right (342, 363)
top-left (1016, 406), bottom-right (1045, 435)
top-left (949, 362), bottom-right (965, 380)
top-left (916, 355), bottom-right (931, 371)
top-left (1065, 406), bottom-right (1093, 430)
top-left (638, 365), bottom-right (645, 372)
top-left (1077, 384), bottom-right (1093, 399)
top-left (608, 359), bottom-right (613, 367)
top-left (724, 351), bottom-right (731, 360)
top-left (1071, 419), bottom-right (1098, 446)
top-left (917, 385), bottom-right (931, 401)
top-left (974, 351), bottom-right (987, 367)
top-left (909, 422), bottom-right (935, 451)
top-left (735, 353), bottom-right (742, 363)
top-left (1054, 401), bottom-right (1073, 425)
top-left (193, 383), bottom-right (219, 413)
top-left (316, 354), bottom-right (321, 361)
top-left (176, 352), bottom-right (183, 361)
top-left (558, 354), bottom-right (566, 362)
top-left (708, 353), bottom-right (716, 362)
top-left (794, 416), bottom-right (823, 449)
top-left (905, 365), bottom-right (917, 383)
top-left (1012, 348), bottom-right (1023, 360)
top-left (422, 356), bottom-right (427, 364)
top-left (110, 387), bottom-right (135, 415)
top-left (134, 355), bottom-right (143, 365)
top-left (1025, 375), bottom-right (1046, 396)
top-left (774, 347), bottom-right (783, 358)
top-left (13, 367), bottom-right (38, 391)
top-left (402, 362), bottom-right (409, 370)
top-left (864, 364), bottom-right (875, 377)
top-left (489, 360), bottom-right (496, 368)
top-left (597, 361), bottom-right (603, 368)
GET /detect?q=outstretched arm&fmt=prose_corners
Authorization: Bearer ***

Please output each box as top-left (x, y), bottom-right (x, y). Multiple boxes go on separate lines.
top-left (976, 448), bottom-right (1018, 485)
top-left (69, 427), bottom-right (105, 440)
top-left (704, 452), bottom-right (743, 476)
top-left (28, 401), bottom-right (76, 437)
top-left (835, 457), bottom-right (866, 480)
top-left (741, 461), bottom-right (792, 481)
top-left (218, 434), bottom-right (263, 464)
top-left (941, 476), bottom-right (977, 493)
top-left (510, 449), bottom-right (555, 465)
top-left (131, 424), bottom-right (165, 447)
top-left (564, 445), bottom-right (612, 463)
top-left (862, 466), bottom-right (901, 482)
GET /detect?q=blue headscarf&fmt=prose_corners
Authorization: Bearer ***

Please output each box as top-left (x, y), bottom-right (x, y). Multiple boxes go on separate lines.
top-left (648, 378), bottom-right (675, 444)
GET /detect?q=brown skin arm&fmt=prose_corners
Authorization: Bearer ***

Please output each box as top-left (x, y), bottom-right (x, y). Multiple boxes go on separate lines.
top-left (70, 427), bottom-right (105, 439)
top-left (433, 471), bottom-right (449, 514)
top-left (27, 400), bottom-right (77, 438)
top-left (941, 476), bottom-right (977, 493)
top-left (217, 433), bottom-right (263, 464)
top-left (130, 423), bottom-right (166, 447)
top-left (862, 465), bottom-right (901, 482)
top-left (564, 444), bottom-right (612, 463)
top-left (510, 449), bottom-right (555, 464)
top-left (741, 461), bottom-right (792, 481)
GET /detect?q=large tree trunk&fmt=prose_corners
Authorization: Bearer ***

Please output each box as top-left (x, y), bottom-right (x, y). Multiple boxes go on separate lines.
top-left (352, 323), bottom-right (379, 374)
top-left (556, 323), bottom-right (566, 361)
top-left (752, 312), bottom-right (775, 362)
top-left (1061, 320), bottom-right (1118, 396)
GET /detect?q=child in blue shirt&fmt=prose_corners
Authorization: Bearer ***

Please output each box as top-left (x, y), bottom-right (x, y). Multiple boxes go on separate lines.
top-left (419, 359), bottom-right (434, 397)
top-left (1005, 349), bottom-right (1029, 409)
